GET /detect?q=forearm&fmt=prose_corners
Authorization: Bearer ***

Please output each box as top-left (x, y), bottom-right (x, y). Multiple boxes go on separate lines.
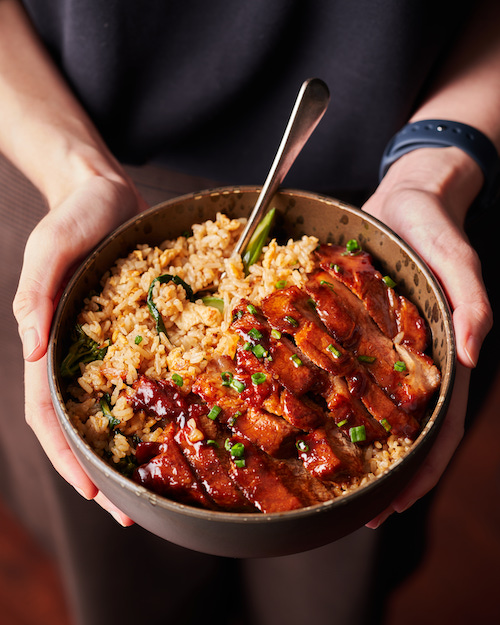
top-left (0, 0), bottom-right (126, 209)
top-left (410, 0), bottom-right (500, 150)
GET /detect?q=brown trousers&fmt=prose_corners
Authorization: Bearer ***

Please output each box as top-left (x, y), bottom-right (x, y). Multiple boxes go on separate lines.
top-left (0, 153), bottom-right (398, 625)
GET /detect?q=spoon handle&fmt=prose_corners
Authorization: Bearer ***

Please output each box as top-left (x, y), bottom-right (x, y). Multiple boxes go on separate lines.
top-left (233, 77), bottom-right (330, 257)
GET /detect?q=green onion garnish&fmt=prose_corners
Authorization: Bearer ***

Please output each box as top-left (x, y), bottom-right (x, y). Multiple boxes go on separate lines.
top-left (284, 315), bottom-right (299, 327)
top-left (206, 439), bottom-right (218, 447)
top-left (247, 304), bottom-right (257, 314)
top-left (345, 239), bottom-right (361, 254)
top-left (207, 405), bottom-right (222, 421)
top-left (134, 335), bottom-right (143, 345)
top-left (230, 379), bottom-right (246, 393)
top-left (349, 425), bottom-right (366, 443)
top-left (221, 371), bottom-right (233, 386)
top-left (394, 360), bottom-right (407, 372)
top-left (290, 354), bottom-right (302, 368)
top-left (383, 275), bottom-right (397, 288)
top-left (234, 459), bottom-right (246, 468)
top-left (271, 329), bottom-right (282, 339)
top-left (275, 280), bottom-right (287, 289)
top-left (337, 419), bottom-right (348, 428)
top-left (327, 344), bottom-right (342, 358)
top-left (252, 344), bottom-right (268, 359)
top-left (380, 418), bottom-right (392, 432)
top-left (251, 372), bottom-right (267, 385)
top-left (229, 442), bottom-right (245, 458)
top-left (319, 279), bottom-right (335, 290)
top-left (358, 355), bottom-right (376, 364)
top-left (248, 328), bottom-right (263, 340)
top-left (296, 439), bottom-right (309, 453)
top-left (171, 373), bottom-right (184, 387)
top-left (330, 263), bottom-right (342, 273)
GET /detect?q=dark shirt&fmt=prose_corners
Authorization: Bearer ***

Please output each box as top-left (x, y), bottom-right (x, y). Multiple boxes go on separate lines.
top-left (22, 0), bottom-right (472, 198)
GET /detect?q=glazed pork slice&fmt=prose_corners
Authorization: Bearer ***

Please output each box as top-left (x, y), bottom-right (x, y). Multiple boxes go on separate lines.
top-left (193, 356), bottom-right (302, 458)
top-left (226, 435), bottom-right (334, 513)
top-left (174, 416), bottom-right (255, 511)
top-left (261, 287), bottom-right (421, 439)
top-left (323, 374), bottom-right (388, 443)
top-left (231, 300), bottom-right (320, 396)
top-left (133, 423), bottom-right (215, 509)
top-left (296, 421), bottom-right (365, 481)
top-left (306, 269), bottom-right (441, 417)
top-left (314, 244), bottom-right (429, 352)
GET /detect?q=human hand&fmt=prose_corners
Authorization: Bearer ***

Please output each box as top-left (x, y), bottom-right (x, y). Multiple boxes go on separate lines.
top-left (13, 172), bottom-right (148, 526)
top-left (362, 147), bottom-right (493, 528)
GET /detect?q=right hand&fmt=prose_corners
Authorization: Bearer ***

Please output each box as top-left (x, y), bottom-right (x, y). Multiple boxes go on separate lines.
top-left (13, 172), bottom-right (147, 525)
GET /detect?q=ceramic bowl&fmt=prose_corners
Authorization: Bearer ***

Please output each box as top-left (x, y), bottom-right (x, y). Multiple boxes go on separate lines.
top-left (48, 186), bottom-right (456, 558)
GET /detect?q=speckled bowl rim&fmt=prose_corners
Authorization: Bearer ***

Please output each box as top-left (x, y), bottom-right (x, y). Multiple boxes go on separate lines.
top-left (48, 186), bottom-right (456, 527)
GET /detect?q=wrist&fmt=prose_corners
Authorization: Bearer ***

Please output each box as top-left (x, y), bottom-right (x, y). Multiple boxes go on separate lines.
top-left (377, 146), bottom-right (484, 226)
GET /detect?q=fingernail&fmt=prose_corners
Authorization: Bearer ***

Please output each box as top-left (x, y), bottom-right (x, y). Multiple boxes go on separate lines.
top-left (22, 328), bottom-right (40, 360)
top-left (394, 498), bottom-right (415, 514)
top-left (110, 510), bottom-right (128, 527)
top-left (464, 336), bottom-right (478, 368)
top-left (74, 486), bottom-right (92, 500)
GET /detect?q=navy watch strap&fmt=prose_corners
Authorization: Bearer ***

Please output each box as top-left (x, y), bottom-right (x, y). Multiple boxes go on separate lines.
top-left (379, 119), bottom-right (500, 214)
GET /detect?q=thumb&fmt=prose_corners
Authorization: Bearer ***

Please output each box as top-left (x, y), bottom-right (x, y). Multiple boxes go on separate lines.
top-left (13, 216), bottom-right (72, 361)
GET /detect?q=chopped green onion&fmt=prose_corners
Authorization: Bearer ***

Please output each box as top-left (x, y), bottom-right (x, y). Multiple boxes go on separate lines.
top-left (336, 419), bottom-right (348, 428)
top-left (207, 405), bottom-right (222, 421)
top-left (224, 438), bottom-right (232, 451)
top-left (147, 274), bottom-right (195, 335)
top-left (243, 341), bottom-right (252, 351)
top-left (206, 439), bottom-right (218, 447)
top-left (271, 329), bottom-right (282, 339)
top-left (171, 373), bottom-right (184, 387)
top-left (229, 442), bottom-right (245, 458)
top-left (242, 208), bottom-right (276, 272)
top-left (349, 425), bottom-right (366, 443)
top-left (307, 298), bottom-right (317, 310)
top-left (134, 335), bottom-right (143, 345)
top-left (327, 344), bottom-right (342, 358)
top-left (230, 379), bottom-right (246, 393)
top-left (234, 459), bottom-right (246, 469)
top-left (251, 372), bottom-right (267, 385)
top-left (284, 315), bottom-right (299, 327)
top-left (228, 411), bottom-right (241, 427)
top-left (221, 372), bottom-right (233, 386)
top-left (233, 310), bottom-right (244, 320)
top-left (358, 355), bottom-right (376, 364)
top-left (394, 360), bottom-right (407, 372)
top-left (248, 328), bottom-right (263, 340)
top-left (247, 304), bottom-right (257, 314)
top-left (290, 354), bottom-right (303, 368)
top-left (345, 239), bottom-right (361, 254)
top-left (382, 275), bottom-right (397, 288)
top-left (296, 439), bottom-right (309, 453)
top-left (320, 279), bottom-right (335, 290)
top-left (252, 344), bottom-right (268, 359)
top-left (275, 280), bottom-right (287, 289)
top-left (202, 296), bottom-right (224, 313)
top-left (330, 263), bottom-right (342, 273)
top-left (380, 418), bottom-right (392, 432)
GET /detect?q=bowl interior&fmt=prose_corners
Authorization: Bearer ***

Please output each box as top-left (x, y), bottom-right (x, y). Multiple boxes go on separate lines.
top-left (48, 186), bottom-right (456, 556)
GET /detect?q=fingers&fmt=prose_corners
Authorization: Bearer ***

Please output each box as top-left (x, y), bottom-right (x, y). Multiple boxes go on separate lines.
top-left (363, 188), bottom-right (493, 369)
top-left (366, 364), bottom-right (470, 529)
top-left (26, 355), bottom-right (134, 525)
top-left (25, 355), bottom-right (98, 499)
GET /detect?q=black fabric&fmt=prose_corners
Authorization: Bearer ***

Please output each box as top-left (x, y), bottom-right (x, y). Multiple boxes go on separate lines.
top-left (22, 0), bottom-right (473, 195)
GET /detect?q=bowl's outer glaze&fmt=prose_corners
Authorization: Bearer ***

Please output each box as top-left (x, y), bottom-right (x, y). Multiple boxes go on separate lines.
top-left (48, 187), bottom-right (456, 558)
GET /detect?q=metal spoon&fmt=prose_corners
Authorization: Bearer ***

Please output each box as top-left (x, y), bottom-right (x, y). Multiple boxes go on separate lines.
top-left (233, 77), bottom-right (330, 259)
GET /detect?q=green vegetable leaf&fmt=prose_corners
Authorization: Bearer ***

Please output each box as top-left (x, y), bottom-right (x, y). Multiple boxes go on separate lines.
top-left (147, 274), bottom-right (195, 335)
top-left (60, 325), bottom-right (109, 378)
